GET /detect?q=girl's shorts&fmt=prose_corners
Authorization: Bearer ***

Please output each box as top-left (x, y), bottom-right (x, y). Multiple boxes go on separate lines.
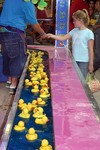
top-left (76, 61), bottom-right (89, 79)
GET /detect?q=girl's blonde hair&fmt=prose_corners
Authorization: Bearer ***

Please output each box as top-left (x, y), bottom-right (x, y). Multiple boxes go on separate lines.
top-left (72, 9), bottom-right (90, 26)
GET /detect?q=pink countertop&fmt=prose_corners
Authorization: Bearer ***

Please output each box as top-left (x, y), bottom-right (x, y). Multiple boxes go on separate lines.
top-left (28, 45), bottom-right (100, 150)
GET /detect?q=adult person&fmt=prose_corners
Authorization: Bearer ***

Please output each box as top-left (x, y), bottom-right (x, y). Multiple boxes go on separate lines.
top-left (89, 0), bottom-right (95, 19)
top-left (26, 24), bottom-right (35, 45)
top-left (69, 0), bottom-right (89, 31)
top-left (0, 0), bottom-right (47, 94)
top-left (47, 9), bottom-right (94, 79)
top-left (92, 0), bottom-right (100, 72)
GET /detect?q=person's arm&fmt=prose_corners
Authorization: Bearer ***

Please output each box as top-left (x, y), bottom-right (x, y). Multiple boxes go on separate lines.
top-left (88, 39), bottom-right (94, 73)
top-left (31, 23), bottom-right (47, 39)
top-left (93, 24), bottom-right (100, 29)
top-left (47, 33), bottom-right (71, 41)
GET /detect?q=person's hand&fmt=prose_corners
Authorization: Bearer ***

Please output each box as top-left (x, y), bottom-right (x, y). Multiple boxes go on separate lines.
top-left (68, 50), bottom-right (72, 57)
top-left (89, 63), bottom-right (94, 73)
top-left (36, 33), bottom-right (47, 41)
top-left (40, 33), bottom-right (47, 39)
top-left (47, 33), bottom-right (54, 38)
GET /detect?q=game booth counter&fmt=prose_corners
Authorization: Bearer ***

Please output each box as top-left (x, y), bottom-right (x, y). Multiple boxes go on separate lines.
top-left (1, 45), bottom-right (100, 150)
top-left (1, 0), bottom-right (100, 149)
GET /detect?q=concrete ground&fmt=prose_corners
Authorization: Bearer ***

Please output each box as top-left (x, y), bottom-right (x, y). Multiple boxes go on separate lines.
top-left (0, 82), bottom-right (14, 139)
top-left (0, 69), bottom-right (100, 141)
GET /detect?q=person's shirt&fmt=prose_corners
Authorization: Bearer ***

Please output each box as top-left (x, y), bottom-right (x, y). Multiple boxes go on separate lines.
top-left (94, 11), bottom-right (100, 33)
top-left (0, 0), bottom-right (38, 31)
top-left (69, 28), bottom-right (94, 62)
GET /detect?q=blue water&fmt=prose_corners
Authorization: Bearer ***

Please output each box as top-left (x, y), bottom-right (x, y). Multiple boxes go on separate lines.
top-left (7, 50), bottom-right (55, 150)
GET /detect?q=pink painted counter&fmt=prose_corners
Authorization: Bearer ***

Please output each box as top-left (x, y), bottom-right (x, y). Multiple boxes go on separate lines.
top-left (1, 45), bottom-right (100, 150)
top-left (29, 46), bottom-right (100, 150)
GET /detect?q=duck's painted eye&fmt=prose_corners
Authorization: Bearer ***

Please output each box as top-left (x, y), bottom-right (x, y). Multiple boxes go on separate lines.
top-left (37, 109), bottom-right (39, 112)
top-left (34, 108), bottom-right (38, 112)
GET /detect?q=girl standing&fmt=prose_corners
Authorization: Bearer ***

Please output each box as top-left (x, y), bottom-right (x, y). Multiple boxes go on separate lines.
top-left (47, 9), bottom-right (94, 79)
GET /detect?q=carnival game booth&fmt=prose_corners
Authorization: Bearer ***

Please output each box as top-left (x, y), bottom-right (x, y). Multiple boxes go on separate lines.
top-left (1, 45), bottom-right (100, 150)
top-left (1, 0), bottom-right (100, 150)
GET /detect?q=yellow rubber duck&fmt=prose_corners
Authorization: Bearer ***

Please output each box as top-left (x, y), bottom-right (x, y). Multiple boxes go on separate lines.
top-left (26, 128), bottom-right (38, 141)
top-left (14, 121), bottom-right (25, 131)
top-left (18, 99), bottom-right (26, 109)
top-left (39, 139), bottom-right (52, 150)
top-left (32, 100), bottom-right (38, 108)
top-left (37, 66), bottom-right (44, 72)
top-left (36, 58), bottom-right (43, 64)
top-left (32, 80), bottom-right (39, 86)
top-left (35, 116), bottom-right (49, 125)
top-left (41, 72), bottom-right (47, 79)
top-left (30, 71), bottom-right (34, 75)
top-left (36, 70), bottom-right (43, 77)
top-left (27, 102), bottom-right (33, 111)
top-left (40, 83), bottom-right (49, 91)
top-left (40, 78), bottom-right (49, 86)
top-left (30, 72), bottom-right (36, 78)
top-left (25, 79), bottom-right (32, 87)
top-left (44, 77), bottom-right (49, 83)
top-left (40, 89), bottom-right (50, 100)
top-left (31, 76), bottom-right (38, 81)
top-left (40, 79), bottom-right (46, 85)
top-left (36, 73), bottom-right (42, 81)
top-left (19, 108), bottom-right (30, 119)
top-left (30, 72), bottom-right (36, 76)
top-left (31, 51), bottom-right (37, 56)
top-left (37, 98), bottom-right (46, 105)
top-left (25, 79), bottom-right (29, 83)
top-left (31, 85), bottom-right (39, 94)
top-left (28, 65), bottom-right (36, 72)
top-left (38, 68), bottom-right (44, 74)
top-left (33, 64), bottom-right (38, 68)
top-left (38, 63), bottom-right (45, 69)
top-left (38, 51), bottom-right (44, 56)
top-left (21, 103), bottom-right (27, 110)
top-left (33, 107), bottom-right (45, 118)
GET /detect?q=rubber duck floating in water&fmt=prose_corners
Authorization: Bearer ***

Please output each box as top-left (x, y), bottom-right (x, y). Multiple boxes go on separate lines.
top-left (33, 107), bottom-right (45, 118)
top-left (39, 139), bottom-right (52, 150)
top-left (14, 121), bottom-right (25, 132)
top-left (26, 128), bottom-right (38, 141)
top-left (32, 100), bottom-right (38, 108)
top-left (25, 79), bottom-right (32, 87)
top-left (27, 102), bottom-right (33, 112)
top-left (41, 72), bottom-right (47, 79)
top-left (40, 78), bottom-right (49, 86)
top-left (40, 88), bottom-right (50, 100)
top-left (32, 80), bottom-right (39, 86)
top-left (19, 108), bottom-right (30, 119)
top-left (31, 85), bottom-right (39, 94)
top-left (18, 99), bottom-right (26, 110)
top-left (30, 75), bottom-right (38, 82)
top-left (35, 115), bottom-right (49, 125)
top-left (37, 97), bottom-right (46, 105)
top-left (38, 51), bottom-right (44, 56)
top-left (28, 65), bottom-right (36, 72)
top-left (41, 83), bottom-right (49, 90)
